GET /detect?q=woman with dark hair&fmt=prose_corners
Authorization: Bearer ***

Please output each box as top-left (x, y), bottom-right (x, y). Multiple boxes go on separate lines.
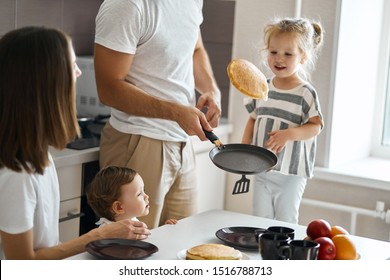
top-left (0, 26), bottom-right (150, 260)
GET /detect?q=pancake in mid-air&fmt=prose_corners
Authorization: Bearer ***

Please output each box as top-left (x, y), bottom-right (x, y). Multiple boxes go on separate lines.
top-left (227, 58), bottom-right (268, 100)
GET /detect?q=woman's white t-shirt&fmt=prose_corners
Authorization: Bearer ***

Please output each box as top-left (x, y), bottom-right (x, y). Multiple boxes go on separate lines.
top-left (0, 153), bottom-right (60, 259)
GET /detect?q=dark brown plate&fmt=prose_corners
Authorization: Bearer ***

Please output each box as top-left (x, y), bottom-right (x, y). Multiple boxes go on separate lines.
top-left (86, 238), bottom-right (158, 260)
top-left (215, 227), bottom-right (264, 250)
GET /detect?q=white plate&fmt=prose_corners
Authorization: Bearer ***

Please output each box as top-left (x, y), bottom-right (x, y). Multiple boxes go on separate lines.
top-left (355, 252), bottom-right (361, 260)
top-left (177, 249), bottom-right (250, 260)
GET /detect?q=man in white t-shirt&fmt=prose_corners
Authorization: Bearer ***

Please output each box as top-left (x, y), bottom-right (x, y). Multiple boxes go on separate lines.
top-left (94, 0), bottom-right (221, 228)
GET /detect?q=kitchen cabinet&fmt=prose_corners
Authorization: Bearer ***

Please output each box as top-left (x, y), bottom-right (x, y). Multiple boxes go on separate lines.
top-left (59, 197), bottom-right (81, 242)
top-left (57, 164), bottom-right (83, 242)
top-left (51, 147), bottom-right (99, 242)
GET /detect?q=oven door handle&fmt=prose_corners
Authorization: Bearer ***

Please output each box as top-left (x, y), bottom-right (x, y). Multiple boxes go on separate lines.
top-left (59, 210), bottom-right (85, 223)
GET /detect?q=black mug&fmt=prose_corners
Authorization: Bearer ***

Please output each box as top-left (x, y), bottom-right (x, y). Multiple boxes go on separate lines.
top-left (280, 240), bottom-right (320, 260)
top-left (255, 226), bottom-right (295, 241)
top-left (259, 233), bottom-right (291, 260)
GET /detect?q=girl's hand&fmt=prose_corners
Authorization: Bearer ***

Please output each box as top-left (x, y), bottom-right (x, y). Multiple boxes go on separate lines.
top-left (265, 129), bottom-right (291, 154)
top-left (266, 117), bottom-right (323, 153)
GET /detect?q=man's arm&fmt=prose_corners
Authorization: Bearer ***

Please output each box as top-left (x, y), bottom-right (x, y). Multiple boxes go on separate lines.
top-left (193, 32), bottom-right (222, 128)
top-left (93, 43), bottom-right (212, 139)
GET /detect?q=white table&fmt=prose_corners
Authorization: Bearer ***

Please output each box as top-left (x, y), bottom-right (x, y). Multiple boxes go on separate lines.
top-left (69, 209), bottom-right (390, 260)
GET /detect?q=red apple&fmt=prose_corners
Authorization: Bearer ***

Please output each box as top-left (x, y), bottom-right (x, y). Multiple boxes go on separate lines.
top-left (306, 219), bottom-right (331, 239)
top-left (314, 236), bottom-right (336, 260)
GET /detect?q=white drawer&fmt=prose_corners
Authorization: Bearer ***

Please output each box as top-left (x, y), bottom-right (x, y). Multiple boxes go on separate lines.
top-left (57, 164), bottom-right (82, 201)
top-left (59, 198), bottom-right (81, 242)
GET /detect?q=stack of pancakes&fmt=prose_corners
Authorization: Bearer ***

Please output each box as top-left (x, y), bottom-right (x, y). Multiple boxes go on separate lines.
top-left (186, 243), bottom-right (242, 260)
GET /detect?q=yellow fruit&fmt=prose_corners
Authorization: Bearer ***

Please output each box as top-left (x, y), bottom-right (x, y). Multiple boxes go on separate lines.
top-left (332, 234), bottom-right (357, 260)
top-left (330, 225), bottom-right (349, 238)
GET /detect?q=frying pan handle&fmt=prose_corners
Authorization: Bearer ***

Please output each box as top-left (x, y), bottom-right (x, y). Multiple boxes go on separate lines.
top-left (203, 130), bottom-right (223, 147)
top-left (204, 130), bottom-right (219, 142)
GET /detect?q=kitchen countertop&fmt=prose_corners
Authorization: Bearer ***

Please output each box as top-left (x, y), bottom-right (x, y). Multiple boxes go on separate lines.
top-left (67, 209), bottom-right (390, 260)
top-left (50, 146), bottom-right (99, 168)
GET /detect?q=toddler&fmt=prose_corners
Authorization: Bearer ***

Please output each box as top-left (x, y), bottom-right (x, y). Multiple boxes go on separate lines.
top-left (87, 166), bottom-right (177, 233)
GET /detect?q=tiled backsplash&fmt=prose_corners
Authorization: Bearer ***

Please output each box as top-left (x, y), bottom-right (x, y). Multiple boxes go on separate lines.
top-left (0, 0), bottom-right (235, 118)
top-left (202, 0), bottom-right (235, 118)
top-left (0, 0), bottom-right (103, 55)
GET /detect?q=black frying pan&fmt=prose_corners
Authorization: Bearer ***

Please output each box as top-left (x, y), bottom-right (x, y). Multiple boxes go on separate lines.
top-left (204, 130), bottom-right (278, 194)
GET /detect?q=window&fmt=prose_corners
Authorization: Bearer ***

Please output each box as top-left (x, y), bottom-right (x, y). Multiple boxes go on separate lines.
top-left (372, 0), bottom-right (390, 159)
top-left (308, 0), bottom-right (390, 190)
top-left (382, 71), bottom-right (390, 147)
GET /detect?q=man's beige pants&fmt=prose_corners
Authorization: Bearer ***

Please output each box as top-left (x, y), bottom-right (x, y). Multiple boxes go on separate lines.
top-left (99, 122), bottom-right (198, 228)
